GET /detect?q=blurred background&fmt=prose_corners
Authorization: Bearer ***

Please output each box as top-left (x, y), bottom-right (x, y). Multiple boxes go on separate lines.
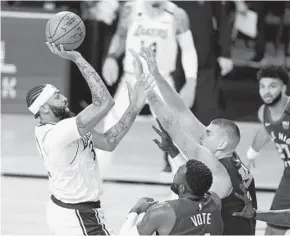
top-left (1, 1), bottom-right (290, 235)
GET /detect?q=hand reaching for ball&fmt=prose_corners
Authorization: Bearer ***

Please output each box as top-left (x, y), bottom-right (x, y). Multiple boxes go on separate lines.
top-left (46, 42), bottom-right (81, 62)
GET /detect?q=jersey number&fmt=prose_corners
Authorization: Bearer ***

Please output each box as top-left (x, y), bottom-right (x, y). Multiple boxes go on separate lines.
top-left (140, 41), bottom-right (157, 56)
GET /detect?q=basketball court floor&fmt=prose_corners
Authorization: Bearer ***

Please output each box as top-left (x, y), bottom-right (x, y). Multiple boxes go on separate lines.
top-left (1, 114), bottom-right (289, 235)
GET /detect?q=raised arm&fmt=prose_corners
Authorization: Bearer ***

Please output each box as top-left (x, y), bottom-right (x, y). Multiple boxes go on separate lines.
top-left (90, 74), bottom-right (154, 151)
top-left (46, 43), bottom-right (114, 138)
top-left (139, 47), bottom-right (205, 142)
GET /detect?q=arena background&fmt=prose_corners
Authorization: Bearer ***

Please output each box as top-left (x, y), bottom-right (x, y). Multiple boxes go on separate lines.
top-left (1, 2), bottom-right (290, 235)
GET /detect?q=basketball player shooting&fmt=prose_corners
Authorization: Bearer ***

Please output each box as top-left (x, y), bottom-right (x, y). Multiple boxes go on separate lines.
top-left (26, 42), bottom-right (154, 235)
top-left (101, 0), bottom-right (198, 177)
top-left (118, 159), bottom-right (223, 235)
top-left (246, 65), bottom-right (290, 235)
top-left (130, 47), bottom-right (257, 235)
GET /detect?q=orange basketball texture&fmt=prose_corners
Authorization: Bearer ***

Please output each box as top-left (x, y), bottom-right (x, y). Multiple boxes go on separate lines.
top-left (46, 11), bottom-right (86, 51)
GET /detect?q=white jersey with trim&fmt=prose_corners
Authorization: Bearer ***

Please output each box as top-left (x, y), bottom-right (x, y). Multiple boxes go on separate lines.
top-left (123, 0), bottom-right (178, 76)
top-left (34, 117), bottom-right (103, 204)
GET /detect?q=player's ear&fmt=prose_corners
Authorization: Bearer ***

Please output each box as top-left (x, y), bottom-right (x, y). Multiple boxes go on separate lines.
top-left (282, 84), bottom-right (287, 94)
top-left (217, 140), bottom-right (227, 150)
top-left (40, 104), bottom-right (50, 114)
top-left (179, 184), bottom-right (186, 194)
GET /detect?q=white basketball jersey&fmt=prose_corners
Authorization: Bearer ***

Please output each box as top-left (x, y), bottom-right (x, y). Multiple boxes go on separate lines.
top-left (34, 118), bottom-right (102, 204)
top-left (123, 1), bottom-right (178, 75)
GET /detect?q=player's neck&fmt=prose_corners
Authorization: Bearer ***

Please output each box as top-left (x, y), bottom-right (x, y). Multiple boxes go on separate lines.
top-left (215, 150), bottom-right (234, 160)
top-left (143, 3), bottom-right (165, 17)
top-left (39, 116), bottom-right (60, 125)
top-left (179, 192), bottom-right (199, 200)
top-left (268, 96), bottom-right (289, 114)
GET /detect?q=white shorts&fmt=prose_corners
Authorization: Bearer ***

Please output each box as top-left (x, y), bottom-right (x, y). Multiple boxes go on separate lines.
top-left (46, 199), bottom-right (112, 235)
top-left (103, 72), bottom-right (175, 130)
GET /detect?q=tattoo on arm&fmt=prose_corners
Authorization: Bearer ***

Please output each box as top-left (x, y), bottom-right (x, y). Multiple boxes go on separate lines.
top-left (75, 58), bottom-right (112, 106)
top-left (104, 105), bottom-right (139, 148)
top-left (175, 8), bottom-right (190, 35)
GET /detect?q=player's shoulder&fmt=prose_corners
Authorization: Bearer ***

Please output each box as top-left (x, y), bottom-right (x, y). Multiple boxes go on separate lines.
top-left (146, 201), bottom-right (175, 219)
top-left (35, 123), bottom-right (55, 138)
top-left (169, 3), bottom-right (188, 22)
top-left (209, 191), bottom-right (222, 209)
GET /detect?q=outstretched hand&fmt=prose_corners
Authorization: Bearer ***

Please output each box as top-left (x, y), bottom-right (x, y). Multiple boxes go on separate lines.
top-left (152, 119), bottom-right (179, 157)
top-left (139, 47), bottom-right (160, 76)
top-left (232, 184), bottom-right (256, 219)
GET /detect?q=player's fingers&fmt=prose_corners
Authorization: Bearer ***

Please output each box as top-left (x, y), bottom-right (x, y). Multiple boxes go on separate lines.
top-left (51, 43), bottom-right (60, 54)
top-left (60, 44), bottom-right (65, 54)
top-left (234, 192), bottom-right (246, 201)
top-left (152, 139), bottom-right (161, 148)
top-left (152, 125), bottom-right (162, 136)
top-left (46, 42), bottom-right (54, 53)
top-left (156, 119), bottom-right (166, 132)
top-left (232, 212), bottom-right (243, 217)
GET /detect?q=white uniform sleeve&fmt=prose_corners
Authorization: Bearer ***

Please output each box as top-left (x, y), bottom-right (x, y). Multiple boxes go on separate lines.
top-left (119, 213), bottom-right (139, 236)
top-left (46, 117), bottom-right (81, 147)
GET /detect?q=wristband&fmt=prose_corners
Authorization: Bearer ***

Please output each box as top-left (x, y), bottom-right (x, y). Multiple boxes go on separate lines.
top-left (247, 147), bottom-right (260, 160)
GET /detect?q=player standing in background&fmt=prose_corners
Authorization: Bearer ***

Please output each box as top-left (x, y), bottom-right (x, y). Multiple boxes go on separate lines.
top-left (101, 0), bottom-right (198, 177)
top-left (130, 47), bottom-right (256, 235)
top-left (26, 42), bottom-right (153, 235)
top-left (246, 65), bottom-right (290, 235)
top-left (119, 159), bottom-right (223, 235)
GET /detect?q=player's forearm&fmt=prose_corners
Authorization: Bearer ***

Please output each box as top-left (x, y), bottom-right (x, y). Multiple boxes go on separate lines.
top-left (255, 209), bottom-right (290, 227)
top-left (147, 90), bottom-right (178, 135)
top-left (251, 127), bottom-right (270, 152)
top-left (107, 34), bottom-right (126, 58)
top-left (104, 103), bottom-right (140, 150)
top-left (154, 72), bottom-right (205, 138)
top-left (75, 56), bottom-right (114, 107)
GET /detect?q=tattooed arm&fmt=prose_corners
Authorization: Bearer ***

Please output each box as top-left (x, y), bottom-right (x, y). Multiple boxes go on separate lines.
top-left (90, 74), bottom-right (153, 151)
top-left (74, 55), bottom-right (115, 137)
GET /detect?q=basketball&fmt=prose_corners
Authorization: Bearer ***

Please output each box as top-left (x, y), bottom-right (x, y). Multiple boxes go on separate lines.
top-left (46, 11), bottom-right (86, 51)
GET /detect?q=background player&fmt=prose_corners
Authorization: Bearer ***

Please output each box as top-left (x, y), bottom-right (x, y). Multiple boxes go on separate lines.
top-left (119, 159), bottom-right (223, 235)
top-left (101, 0), bottom-right (198, 177)
top-left (26, 42), bottom-right (153, 235)
top-left (131, 47), bottom-right (256, 235)
top-left (246, 65), bottom-right (290, 235)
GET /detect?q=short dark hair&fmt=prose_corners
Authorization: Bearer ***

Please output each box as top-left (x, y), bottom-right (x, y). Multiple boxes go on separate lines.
top-left (185, 159), bottom-right (213, 196)
top-left (211, 118), bottom-right (241, 147)
top-left (257, 65), bottom-right (289, 85)
top-left (26, 84), bottom-right (46, 118)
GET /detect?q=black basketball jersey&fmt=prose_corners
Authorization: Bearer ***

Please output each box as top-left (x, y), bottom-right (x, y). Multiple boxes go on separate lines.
top-left (219, 152), bottom-right (257, 235)
top-left (166, 193), bottom-right (223, 235)
top-left (263, 102), bottom-right (290, 168)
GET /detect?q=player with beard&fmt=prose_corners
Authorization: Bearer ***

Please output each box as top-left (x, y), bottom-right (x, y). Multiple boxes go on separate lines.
top-left (26, 42), bottom-right (153, 235)
top-left (246, 65), bottom-right (290, 235)
top-left (119, 159), bottom-right (223, 235)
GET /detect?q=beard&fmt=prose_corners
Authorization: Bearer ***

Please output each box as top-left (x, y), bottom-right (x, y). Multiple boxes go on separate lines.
top-left (49, 105), bottom-right (74, 120)
top-left (262, 92), bottom-right (282, 106)
top-left (170, 183), bottom-right (180, 195)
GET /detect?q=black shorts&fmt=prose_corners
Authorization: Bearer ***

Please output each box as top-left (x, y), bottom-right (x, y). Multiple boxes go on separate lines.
top-left (268, 167), bottom-right (290, 230)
